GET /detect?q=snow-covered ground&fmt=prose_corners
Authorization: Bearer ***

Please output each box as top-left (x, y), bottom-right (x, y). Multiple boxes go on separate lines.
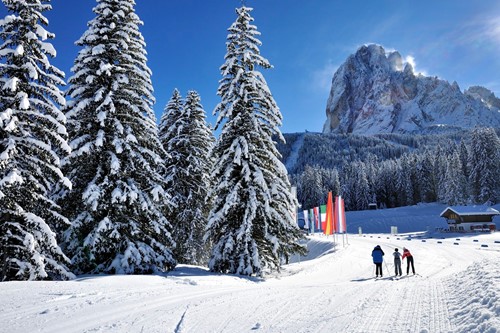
top-left (1, 205), bottom-right (499, 333)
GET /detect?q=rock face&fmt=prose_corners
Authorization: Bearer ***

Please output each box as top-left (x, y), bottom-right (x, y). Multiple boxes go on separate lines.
top-left (323, 44), bottom-right (500, 134)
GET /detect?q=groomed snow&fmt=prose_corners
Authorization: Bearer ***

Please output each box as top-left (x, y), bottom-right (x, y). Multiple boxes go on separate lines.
top-left (1, 205), bottom-right (499, 333)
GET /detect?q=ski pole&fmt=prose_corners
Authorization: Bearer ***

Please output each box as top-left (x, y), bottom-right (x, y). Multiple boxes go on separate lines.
top-left (384, 260), bottom-right (391, 276)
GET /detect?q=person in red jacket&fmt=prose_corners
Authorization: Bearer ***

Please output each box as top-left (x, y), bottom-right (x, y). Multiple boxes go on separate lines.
top-left (402, 247), bottom-right (415, 275)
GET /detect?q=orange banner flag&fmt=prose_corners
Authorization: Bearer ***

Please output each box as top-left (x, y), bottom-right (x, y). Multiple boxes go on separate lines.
top-left (324, 192), bottom-right (334, 235)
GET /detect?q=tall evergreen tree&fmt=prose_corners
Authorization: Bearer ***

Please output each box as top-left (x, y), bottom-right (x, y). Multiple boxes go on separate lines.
top-left (319, 166), bottom-right (340, 204)
top-left (384, 160), bottom-right (399, 208)
top-left (159, 89), bottom-right (183, 156)
top-left (396, 156), bottom-right (414, 206)
top-left (468, 127), bottom-right (500, 204)
top-left (373, 160), bottom-right (391, 208)
top-left (442, 152), bottom-right (467, 205)
top-left (61, 0), bottom-right (175, 274)
top-left (417, 152), bottom-right (437, 202)
top-left (205, 6), bottom-right (305, 276)
top-left (434, 145), bottom-right (450, 203)
top-left (459, 139), bottom-right (470, 180)
top-left (0, 0), bottom-right (73, 281)
top-left (159, 90), bottom-right (214, 265)
top-left (297, 165), bottom-right (322, 209)
top-left (344, 162), bottom-right (370, 210)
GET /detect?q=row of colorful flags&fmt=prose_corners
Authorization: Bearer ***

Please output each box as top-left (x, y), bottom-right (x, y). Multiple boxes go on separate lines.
top-left (301, 192), bottom-right (347, 235)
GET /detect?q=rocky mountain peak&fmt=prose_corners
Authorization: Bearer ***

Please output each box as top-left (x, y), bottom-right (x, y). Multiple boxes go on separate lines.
top-left (323, 44), bottom-right (500, 134)
top-left (465, 86), bottom-right (500, 111)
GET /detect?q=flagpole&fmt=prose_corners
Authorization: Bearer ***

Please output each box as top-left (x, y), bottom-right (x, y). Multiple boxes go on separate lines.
top-left (340, 196), bottom-right (348, 246)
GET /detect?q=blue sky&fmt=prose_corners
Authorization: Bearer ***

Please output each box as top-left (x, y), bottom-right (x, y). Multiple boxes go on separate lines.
top-left (3, 0), bottom-right (500, 133)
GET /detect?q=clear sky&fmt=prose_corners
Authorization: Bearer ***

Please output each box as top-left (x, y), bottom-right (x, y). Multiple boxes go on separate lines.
top-left (2, 0), bottom-right (500, 133)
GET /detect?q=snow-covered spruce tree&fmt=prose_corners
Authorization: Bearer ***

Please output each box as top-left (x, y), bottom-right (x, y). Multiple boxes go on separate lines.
top-left (342, 162), bottom-right (370, 210)
top-left (0, 0), bottom-right (74, 281)
top-left (205, 6), bottom-right (306, 276)
top-left (319, 166), bottom-right (340, 203)
top-left (297, 165), bottom-right (322, 209)
top-left (396, 156), bottom-right (414, 207)
top-left (441, 152), bottom-right (467, 205)
top-left (158, 89), bottom-right (183, 162)
top-left (417, 152), bottom-right (437, 203)
top-left (159, 90), bottom-right (215, 265)
top-left (467, 127), bottom-right (500, 204)
top-left (62, 0), bottom-right (175, 274)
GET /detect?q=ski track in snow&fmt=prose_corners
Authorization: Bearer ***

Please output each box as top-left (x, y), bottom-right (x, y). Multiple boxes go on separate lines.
top-left (0, 232), bottom-right (499, 333)
top-left (284, 133), bottom-right (305, 171)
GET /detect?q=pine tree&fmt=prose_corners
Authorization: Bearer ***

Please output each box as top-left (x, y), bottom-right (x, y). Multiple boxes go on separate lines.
top-left (407, 154), bottom-right (420, 204)
top-left (373, 160), bottom-right (391, 208)
top-left (383, 160), bottom-right (399, 208)
top-left (434, 145), bottom-right (450, 203)
top-left (159, 90), bottom-right (215, 265)
top-left (459, 139), bottom-right (469, 180)
top-left (61, 0), bottom-right (175, 274)
top-left (345, 162), bottom-right (370, 210)
top-left (205, 6), bottom-right (305, 276)
top-left (159, 89), bottom-right (183, 159)
top-left (468, 127), bottom-right (500, 204)
top-left (417, 152), bottom-right (437, 202)
top-left (442, 152), bottom-right (467, 205)
top-left (396, 156), bottom-right (414, 206)
top-left (297, 165), bottom-right (322, 209)
top-left (319, 167), bottom-right (340, 204)
top-left (0, 0), bottom-right (73, 281)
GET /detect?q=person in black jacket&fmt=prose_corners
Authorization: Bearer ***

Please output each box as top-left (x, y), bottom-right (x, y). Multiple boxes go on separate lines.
top-left (371, 245), bottom-right (385, 277)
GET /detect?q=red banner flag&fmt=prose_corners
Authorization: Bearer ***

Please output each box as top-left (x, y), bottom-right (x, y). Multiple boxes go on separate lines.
top-left (313, 207), bottom-right (320, 230)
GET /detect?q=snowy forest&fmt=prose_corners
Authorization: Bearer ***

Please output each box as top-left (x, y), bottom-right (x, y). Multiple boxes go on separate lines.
top-left (0, 0), bottom-right (304, 281)
top-left (281, 129), bottom-right (500, 211)
top-left (1, 0), bottom-right (499, 283)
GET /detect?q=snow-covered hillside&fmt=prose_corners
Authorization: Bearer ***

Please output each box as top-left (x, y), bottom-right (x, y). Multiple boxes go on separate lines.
top-left (346, 202), bottom-right (451, 234)
top-left (1, 205), bottom-right (499, 333)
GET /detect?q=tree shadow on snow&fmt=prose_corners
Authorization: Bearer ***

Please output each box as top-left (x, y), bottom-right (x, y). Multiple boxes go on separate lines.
top-left (350, 276), bottom-right (393, 282)
top-left (163, 265), bottom-right (265, 283)
top-left (350, 277), bottom-right (374, 282)
top-left (72, 268), bottom-right (263, 283)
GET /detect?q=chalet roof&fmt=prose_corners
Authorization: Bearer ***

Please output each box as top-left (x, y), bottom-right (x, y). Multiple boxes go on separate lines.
top-left (440, 206), bottom-right (500, 218)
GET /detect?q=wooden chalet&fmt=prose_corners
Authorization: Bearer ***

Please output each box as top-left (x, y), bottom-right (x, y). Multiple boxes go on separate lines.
top-left (440, 206), bottom-right (499, 232)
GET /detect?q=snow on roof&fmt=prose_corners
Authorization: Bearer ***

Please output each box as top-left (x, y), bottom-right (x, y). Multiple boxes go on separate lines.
top-left (440, 206), bottom-right (500, 217)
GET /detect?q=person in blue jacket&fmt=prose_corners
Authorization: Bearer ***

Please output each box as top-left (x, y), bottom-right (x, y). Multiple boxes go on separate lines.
top-left (372, 245), bottom-right (385, 277)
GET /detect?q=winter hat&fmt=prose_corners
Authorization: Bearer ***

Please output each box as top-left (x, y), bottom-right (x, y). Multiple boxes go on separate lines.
top-left (395, 248), bottom-right (398, 251)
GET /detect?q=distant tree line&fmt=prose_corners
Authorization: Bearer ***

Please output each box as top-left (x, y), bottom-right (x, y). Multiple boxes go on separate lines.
top-left (286, 128), bottom-right (500, 211)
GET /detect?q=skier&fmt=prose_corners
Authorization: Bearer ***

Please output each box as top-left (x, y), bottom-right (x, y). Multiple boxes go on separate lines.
top-left (402, 247), bottom-right (415, 275)
top-left (371, 245), bottom-right (385, 278)
top-left (393, 248), bottom-right (402, 276)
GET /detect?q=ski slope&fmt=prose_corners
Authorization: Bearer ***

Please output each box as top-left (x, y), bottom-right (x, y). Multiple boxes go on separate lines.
top-left (1, 229), bottom-right (499, 333)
